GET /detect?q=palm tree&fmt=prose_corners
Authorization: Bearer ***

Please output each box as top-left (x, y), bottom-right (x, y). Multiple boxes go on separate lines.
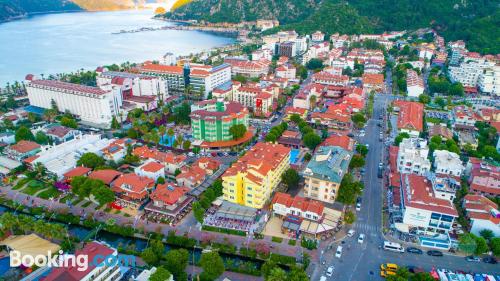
top-left (176, 134), bottom-right (184, 148)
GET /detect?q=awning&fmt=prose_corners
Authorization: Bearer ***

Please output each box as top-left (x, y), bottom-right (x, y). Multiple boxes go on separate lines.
top-left (394, 223), bottom-right (410, 233)
top-left (0, 234), bottom-right (60, 257)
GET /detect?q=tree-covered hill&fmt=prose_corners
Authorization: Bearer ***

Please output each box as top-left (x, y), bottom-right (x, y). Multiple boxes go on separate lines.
top-left (0, 0), bottom-right (81, 22)
top-left (0, 0), bottom-right (136, 22)
top-left (165, 0), bottom-right (322, 24)
top-left (165, 0), bottom-right (500, 54)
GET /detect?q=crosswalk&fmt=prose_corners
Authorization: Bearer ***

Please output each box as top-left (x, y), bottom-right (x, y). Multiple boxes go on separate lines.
top-left (353, 222), bottom-right (380, 234)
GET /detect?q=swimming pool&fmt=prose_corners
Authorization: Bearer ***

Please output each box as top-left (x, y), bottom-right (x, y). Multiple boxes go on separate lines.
top-left (0, 257), bottom-right (10, 277)
top-left (290, 149), bottom-right (300, 164)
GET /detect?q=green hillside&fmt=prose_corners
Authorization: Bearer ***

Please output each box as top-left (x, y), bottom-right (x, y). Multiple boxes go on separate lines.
top-left (165, 0), bottom-right (500, 54)
top-left (0, 0), bottom-right (81, 22)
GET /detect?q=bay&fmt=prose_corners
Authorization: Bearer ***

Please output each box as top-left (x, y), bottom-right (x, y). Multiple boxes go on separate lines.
top-left (0, 9), bottom-right (235, 85)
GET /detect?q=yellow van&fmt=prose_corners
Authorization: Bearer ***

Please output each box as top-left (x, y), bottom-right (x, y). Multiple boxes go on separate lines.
top-left (380, 263), bottom-right (398, 272)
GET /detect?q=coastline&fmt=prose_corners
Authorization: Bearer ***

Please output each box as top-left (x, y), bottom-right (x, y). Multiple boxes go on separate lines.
top-left (0, 7), bottom-right (155, 24)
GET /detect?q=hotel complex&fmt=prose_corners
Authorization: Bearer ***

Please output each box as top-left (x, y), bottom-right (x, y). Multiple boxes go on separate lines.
top-left (222, 142), bottom-right (290, 208)
top-left (190, 100), bottom-right (249, 145)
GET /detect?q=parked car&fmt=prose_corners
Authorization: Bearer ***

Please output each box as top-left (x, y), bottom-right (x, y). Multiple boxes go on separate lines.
top-left (427, 250), bottom-right (443, 257)
top-left (358, 234), bottom-right (365, 244)
top-left (356, 202), bottom-right (361, 211)
top-left (335, 246), bottom-right (343, 258)
top-left (483, 256), bottom-right (498, 264)
top-left (326, 266), bottom-right (334, 277)
top-left (347, 229), bottom-right (356, 237)
top-left (465, 256), bottom-right (481, 262)
top-left (406, 247), bottom-right (423, 254)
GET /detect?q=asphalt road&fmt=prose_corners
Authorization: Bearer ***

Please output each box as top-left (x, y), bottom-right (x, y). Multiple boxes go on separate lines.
top-left (314, 95), bottom-right (500, 281)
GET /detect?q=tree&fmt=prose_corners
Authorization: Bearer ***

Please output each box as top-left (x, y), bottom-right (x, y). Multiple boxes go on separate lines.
top-left (351, 113), bottom-right (366, 127)
top-left (261, 260), bottom-right (277, 279)
top-left (306, 58), bottom-right (324, 70)
top-left (290, 113), bottom-right (302, 123)
top-left (281, 168), bottom-right (300, 190)
top-left (356, 144), bottom-right (368, 156)
top-left (157, 177), bottom-right (165, 185)
top-left (165, 249), bottom-right (189, 281)
top-left (266, 267), bottom-right (288, 281)
top-left (288, 266), bottom-right (309, 281)
top-left (479, 229), bottom-right (494, 241)
top-left (91, 185), bottom-right (115, 205)
top-left (491, 237), bottom-right (500, 257)
top-left (448, 82), bottom-right (464, 96)
top-left (337, 173), bottom-right (363, 205)
top-left (349, 154), bottom-right (365, 169)
top-left (474, 236), bottom-right (489, 255)
top-left (60, 116), bottom-right (78, 129)
top-left (35, 131), bottom-right (49, 145)
top-left (199, 251), bottom-right (224, 281)
top-left (141, 247), bottom-right (159, 265)
top-left (111, 116), bottom-right (120, 130)
top-left (458, 233), bottom-right (477, 255)
top-left (233, 74), bottom-right (248, 84)
top-left (149, 266), bottom-right (172, 281)
top-left (183, 140), bottom-right (191, 150)
top-left (303, 132), bottom-right (321, 150)
top-left (77, 152), bottom-right (105, 169)
top-left (418, 94), bottom-right (431, 104)
top-left (193, 202), bottom-right (205, 223)
top-left (344, 210), bottom-right (356, 224)
top-left (15, 126), bottom-right (35, 142)
top-left (265, 132), bottom-right (278, 143)
top-left (394, 132), bottom-right (410, 146)
top-left (304, 152), bottom-right (312, 161)
top-left (229, 124), bottom-right (247, 140)
top-left (434, 96), bottom-right (446, 109)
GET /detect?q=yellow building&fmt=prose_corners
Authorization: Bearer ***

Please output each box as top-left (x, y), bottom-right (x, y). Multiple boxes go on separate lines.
top-left (222, 142), bottom-right (291, 209)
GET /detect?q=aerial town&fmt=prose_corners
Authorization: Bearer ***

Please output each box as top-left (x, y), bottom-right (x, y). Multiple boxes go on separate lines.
top-left (0, 18), bottom-right (499, 281)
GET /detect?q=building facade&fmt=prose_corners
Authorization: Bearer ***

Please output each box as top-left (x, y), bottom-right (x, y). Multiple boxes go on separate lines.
top-left (222, 142), bottom-right (290, 209)
top-left (303, 146), bottom-right (352, 204)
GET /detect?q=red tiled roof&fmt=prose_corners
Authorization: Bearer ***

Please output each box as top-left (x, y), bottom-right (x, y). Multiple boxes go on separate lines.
top-left (140, 63), bottom-right (183, 74)
top-left (150, 183), bottom-right (189, 205)
top-left (46, 126), bottom-right (72, 138)
top-left (394, 100), bottom-right (424, 132)
top-left (88, 169), bottom-right (123, 185)
top-left (271, 192), bottom-right (324, 217)
top-left (402, 174), bottom-right (458, 216)
top-left (320, 134), bottom-right (355, 151)
top-left (63, 167), bottom-right (91, 179)
top-left (42, 242), bottom-right (114, 281)
top-left (9, 140), bottom-right (40, 154)
top-left (112, 173), bottom-right (154, 200)
top-left (140, 161), bottom-right (164, 173)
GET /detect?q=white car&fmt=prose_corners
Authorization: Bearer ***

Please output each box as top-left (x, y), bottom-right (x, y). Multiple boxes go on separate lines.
top-left (358, 234), bottom-right (365, 244)
top-left (335, 246), bottom-right (343, 258)
top-left (356, 203), bottom-right (361, 211)
top-left (347, 229), bottom-right (355, 237)
top-left (326, 266), bottom-right (334, 277)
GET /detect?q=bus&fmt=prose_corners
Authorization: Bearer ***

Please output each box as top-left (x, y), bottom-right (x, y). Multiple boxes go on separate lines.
top-left (383, 241), bottom-right (405, 253)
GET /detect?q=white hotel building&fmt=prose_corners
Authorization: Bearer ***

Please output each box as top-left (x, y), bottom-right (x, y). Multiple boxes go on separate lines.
top-left (26, 78), bottom-right (122, 128)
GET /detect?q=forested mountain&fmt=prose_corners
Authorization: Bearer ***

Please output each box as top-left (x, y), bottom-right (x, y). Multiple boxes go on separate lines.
top-left (0, 0), bottom-right (81, 22)
top-left (166, 0), bottom-right (322, 24)
top-left (166, 0), bottom-right (500, 54)
top-left (0, 0), bottom-right (136, 22)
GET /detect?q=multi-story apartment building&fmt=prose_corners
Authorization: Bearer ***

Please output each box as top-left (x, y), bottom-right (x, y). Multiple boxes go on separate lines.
top-left (463, 194), bottom-right (500, 237)
top-left (232, 83), bottom-right (274, 116)
top-left (433, 150), bottom-right (464, 177)
top-left (224, 57), bottom-right (270, 78)
top-left (398, 174), bottom-right (458, 249)
top-left (312, 72), bottom-right (349, 86)
top-left (397, 138), bottom-right (431, 175)
top-left (25, 78), bottom-right (122, 128)
top-left (478, 65), bottom-right (500, 96)
top-left (406, 69), bottom-right (424, 98)
top-left (139, 62), bottom-right (231, 98)
top-left (448, 59), bottom-right (495, 88)
top-left (190, 100), bottom-right (249, 143)
top-left (278, 41), bottom-right (296, 58)
top-left (303, 146), bottom-right (352, 204)
top-left (222, 142), bottom-right (290, 209)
